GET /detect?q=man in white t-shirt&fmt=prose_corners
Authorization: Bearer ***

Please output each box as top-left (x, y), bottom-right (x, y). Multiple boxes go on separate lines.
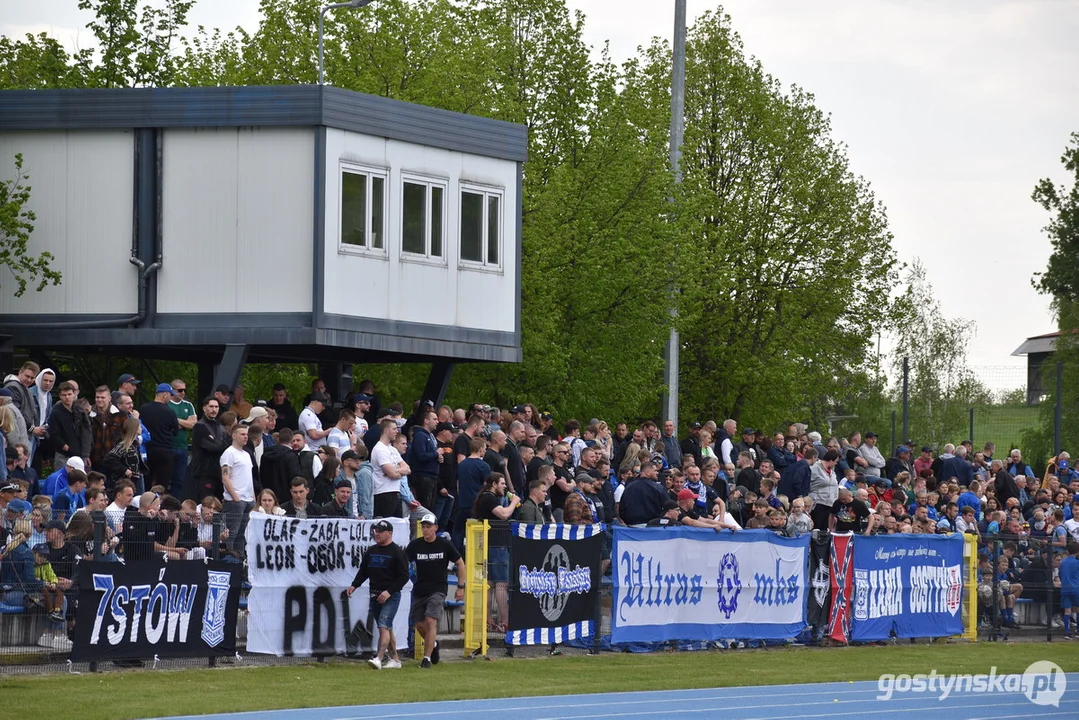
top-left (299, 392), bottom-right (330, 452)
top-left (104, 479), bottom-right (136, 534)
top-left (351, 393), bottom-right (372, 438)
top-left (371, 418), bottom-right (410, 519)
top-left (326, 408), bottom-right (355, 455)
top-left (220, 424), bottom-right (256, 554)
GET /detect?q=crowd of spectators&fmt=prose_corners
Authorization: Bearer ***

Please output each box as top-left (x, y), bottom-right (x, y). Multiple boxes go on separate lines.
top-left (2, 361), bottom-right (1079, 650)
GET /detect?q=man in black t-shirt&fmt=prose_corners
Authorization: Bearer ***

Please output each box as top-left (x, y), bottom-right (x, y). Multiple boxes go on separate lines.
top-left (406, 513), bottom-right (464, 668)
top-left (348, 520), bottom-right (410, 670)
top-left (647, 500), bottom-right (681, 527)
top-left (830, 487), bottom-right (875, 534)
top-left (139, 383), bottom-right (181, 492)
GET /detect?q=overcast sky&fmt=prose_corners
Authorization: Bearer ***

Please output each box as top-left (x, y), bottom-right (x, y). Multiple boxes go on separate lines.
top-left (4, 0), bottom-right (1077, 381)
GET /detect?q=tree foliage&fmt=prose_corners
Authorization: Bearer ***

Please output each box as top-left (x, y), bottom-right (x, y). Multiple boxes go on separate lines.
top-left (0, 153), bottom-right (61, 297)
top-left (891, 259), bottom-right (990, 447)
top-left (0, 0), bottom-right (908, 425)
top-left (1033, 133), bottom-right (1079, 310)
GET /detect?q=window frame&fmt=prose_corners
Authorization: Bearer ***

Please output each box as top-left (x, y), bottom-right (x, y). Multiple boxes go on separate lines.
top-left (399, 172), bottom-right (449, 265)
top-left (338, 161), bottom-right (389, 257)
top-left (458, 182), bottom-right (504, 273)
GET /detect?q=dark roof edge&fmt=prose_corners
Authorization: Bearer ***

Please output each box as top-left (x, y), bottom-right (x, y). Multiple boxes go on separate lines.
top-left (0, 85), bottom-right (527, 162)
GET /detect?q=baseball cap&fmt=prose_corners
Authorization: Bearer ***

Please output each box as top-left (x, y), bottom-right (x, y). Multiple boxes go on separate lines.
top-left (419, 512), bottom-right (437, 525)
top-left (742, 427), bottom-right (755, 434)
top-left (45, 520), bottom-right (67, 533)
top-left (865, 431), bottom-right (878, 438)
top-left (689, 421), bottom-right (702, 429)
top-left (0, 388), bottom-right (14, 398)
top-left (155, 382), bottom-right (178, 396)
top-left (117, 373), bottom-right (140, 386)
top-left (353, 393), bottom-right (374, 404)
top-left (6, 498), bottom-right (31, 513)
top-left (510, 404), bottom-right (527, 414)
top-left (921, 446), bottom-right (932, 453)
top-left (574, 472), bottom-right (594, 485)
top-left (0, 483), bottom-right (18, 494)
top-left (309, 392), bottom-right (330, 404)
top-left (215, 384), bottom-right (232, 394)
top-left (434, 421), bottom-right (455, 434)
top-left (32, 543), bottom-right (49, 555)
top-left (676, 488), bottom-right (696, 501)
top-left (540, 411), bottom-right (553, 420)
top-left (373, 519), bottom-right (393, 533)
top-left (662, 499), bottom-right (679, 511)
top-left (333, 478), bottom-right (353, 490)
top-left (66, 457), bottom-right (85, 472)
top-left (897, 445), bottom-right (910, 454)
top-left (244, 406), bottom-right (269, 423)
top-left (341, 449), bottom-right (360, 462)
top-left (5, 447), bottom-right (18, 461)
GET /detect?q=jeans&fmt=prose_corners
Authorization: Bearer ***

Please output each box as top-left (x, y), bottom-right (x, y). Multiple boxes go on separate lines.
top-left (171, 448), bottom-right (189, 499)
top-left (224, 500), bottom-right (255, 554)
top-left (433, 494), bottom-right (456, 534)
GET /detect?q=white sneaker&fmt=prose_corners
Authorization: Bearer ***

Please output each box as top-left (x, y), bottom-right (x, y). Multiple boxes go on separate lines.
top-left (1052, 616), bottom-right (1064, 628)
top-left (37, 633), bottom-right (53, 648)
top-left (50, 635), bottom-right (73, 652)
top-left (384, 658), bottom-right (402, 669)
top-left (367, 657), bottom-right (382, 670)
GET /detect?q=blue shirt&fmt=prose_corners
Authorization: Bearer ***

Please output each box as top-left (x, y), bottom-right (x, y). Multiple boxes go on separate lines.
top-left (956, 491), bottom-right (982, 518)
top-left (1061, 556), bottom-right (1079, 591)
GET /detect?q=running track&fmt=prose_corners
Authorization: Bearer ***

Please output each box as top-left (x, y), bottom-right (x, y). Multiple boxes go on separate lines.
top-left (155, 675), bottom-right (1079, 720)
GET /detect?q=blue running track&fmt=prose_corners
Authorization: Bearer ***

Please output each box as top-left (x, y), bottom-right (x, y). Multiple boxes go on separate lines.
top-left (153, 675), bottom-right (1079, 720)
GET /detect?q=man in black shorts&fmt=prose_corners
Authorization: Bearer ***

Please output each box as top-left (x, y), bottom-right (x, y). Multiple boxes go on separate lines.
top-left (406, 513), bottom-right (465, 668)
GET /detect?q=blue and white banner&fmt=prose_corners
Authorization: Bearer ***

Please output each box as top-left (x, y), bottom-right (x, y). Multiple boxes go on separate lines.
top-left (611, 528), bottom-right (809, 644)
top-left (851, 534), bottom-right (964, 641)
top-left (506, 522), bottom-right (604, 647)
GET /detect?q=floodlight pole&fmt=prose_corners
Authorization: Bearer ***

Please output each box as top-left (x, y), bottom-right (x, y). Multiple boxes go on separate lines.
top-left (319, 0), bottom-right (375, 86)
top-left (662, 0), bottom-right (687, 428)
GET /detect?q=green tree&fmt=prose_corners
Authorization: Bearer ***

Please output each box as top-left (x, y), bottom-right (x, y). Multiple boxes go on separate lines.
top-left (0, 153), bottom-right (61, 297)
top-left (1032, 133), bottom-right (1079, 308)
top-left (891, 259), bottom-right (990, 447)
top-left (654, 11), bottom-right (898, 432)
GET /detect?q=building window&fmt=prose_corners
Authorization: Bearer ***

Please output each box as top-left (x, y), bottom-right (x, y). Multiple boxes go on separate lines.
top-left (340, 165), bottom-right (386, 252)
top-left (402, 177), bottom-right (445, 259)
top-left (460, 186), bottom-right (502, 268)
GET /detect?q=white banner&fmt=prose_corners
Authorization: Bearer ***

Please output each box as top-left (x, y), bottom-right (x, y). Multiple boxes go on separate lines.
top-left (611, 528), bottom-right (809, 643)
top-left (245, 515), bottom-right (412, 656)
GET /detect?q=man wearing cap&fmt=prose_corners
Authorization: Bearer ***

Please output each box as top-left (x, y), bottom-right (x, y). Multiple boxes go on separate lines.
top-left (167, 379), bottom-right (198, 498)
top-left (242, 406), bottom-right (273, 473)
top-left (406, 513), bottom-right (463, 668)
top-left (139, 383), bottom-right (181, 490)
top-left (347, 519), bottom-right (409, 670)
top-left (51, 467), bottom-right (87, 522)
top-left (322, 477), bottom-right (354, 518)
top-left (115, 373), bottom-right (140, 403)
top-left (886, 445), bottom-right (914, 482)
top-left (858, 432), bottom-right (886, 478)
top-left (809, 450), bottom-right (841, 530)
top-left (682, 421), bottom-right (705, 469)
top-left (349, 393), bottom-right (373, 438)
top-left (676, 488), bottom-right (738, 531)
top-left (41, 456), bottom-right (86, 498)
top-left (333, 448), bottom-right (362, 516)
top-left (299, 392), bottom-right (330, 452)
top-left (734, 428), bottom-right (764, 469)
top-left (212, 384), bottom-right (233, 411)
top-left (647, 500), bottom-right (682, 527)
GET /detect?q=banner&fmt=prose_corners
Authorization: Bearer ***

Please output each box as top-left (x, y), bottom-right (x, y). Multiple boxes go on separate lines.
top-left (828, 533), bottom-right (854, 643)
top-left (611, 527), bottom-right (809, 644)
top-left (506, 523), bottom-right (604, 646)
top-left (245, 515), bottom-right (412, 656)
top-left (851, 534), bottom-right (964, 641)
top-left (71, 559), bottom-right (241, 661)
top-left (808, 533), bottom-right (831, 627)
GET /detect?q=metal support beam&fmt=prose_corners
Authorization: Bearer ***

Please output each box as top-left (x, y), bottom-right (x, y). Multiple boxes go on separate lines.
top-left (214, 345), bottom-right (249, 398)
top-left (422, 360), bottom-right (455, 407)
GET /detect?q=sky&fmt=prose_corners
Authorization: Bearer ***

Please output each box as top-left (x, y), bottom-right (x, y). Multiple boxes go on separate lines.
top-left (4, 0), bottom-right (1077, 382)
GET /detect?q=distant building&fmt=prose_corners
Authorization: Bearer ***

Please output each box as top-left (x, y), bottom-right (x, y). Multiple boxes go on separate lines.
top-left (1012, 331), bottom-right (1061, 405)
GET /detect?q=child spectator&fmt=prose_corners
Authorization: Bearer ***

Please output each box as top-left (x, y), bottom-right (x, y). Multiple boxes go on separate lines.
top-left (31, 543), bottom-right (64, 622)
top-left (786, 497), bottom-right (813, 537)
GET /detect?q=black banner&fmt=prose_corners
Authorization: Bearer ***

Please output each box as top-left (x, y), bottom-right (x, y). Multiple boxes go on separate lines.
top-left (507, 524), bottom-right (603, 646)
top-left (72, 559), bottom-right (242, 661)
top-left (808, 533), bottom-right (831, 627)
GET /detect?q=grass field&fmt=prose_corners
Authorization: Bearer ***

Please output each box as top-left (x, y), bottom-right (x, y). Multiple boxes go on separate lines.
top-left (1, 644), bottom-right (1074, 720)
